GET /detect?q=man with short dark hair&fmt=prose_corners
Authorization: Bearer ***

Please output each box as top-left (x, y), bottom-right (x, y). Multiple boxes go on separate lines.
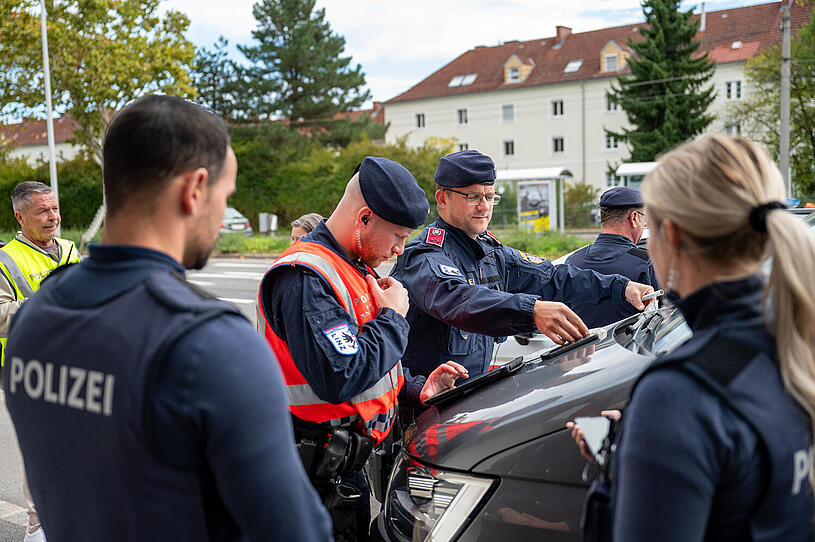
top-left (392, 150), bottom-right (655, 382)
top-left (566, 186), bottom-right (659, 327)
top-left (3, 95), bottom-right (331, 542)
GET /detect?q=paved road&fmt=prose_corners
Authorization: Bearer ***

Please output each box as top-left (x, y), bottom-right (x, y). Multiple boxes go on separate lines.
top-left (0, 254), bottom-right (394, 540)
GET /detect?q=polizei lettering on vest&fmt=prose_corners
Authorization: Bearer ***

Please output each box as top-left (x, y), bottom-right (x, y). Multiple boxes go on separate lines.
top-left (792, 447), bottom-right (814, 496)
top-left (8, 357), bottom-right (115, 416)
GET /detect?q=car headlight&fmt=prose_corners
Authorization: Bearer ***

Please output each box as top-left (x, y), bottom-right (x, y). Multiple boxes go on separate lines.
top-left (384, 452), bottom-right (496, 542)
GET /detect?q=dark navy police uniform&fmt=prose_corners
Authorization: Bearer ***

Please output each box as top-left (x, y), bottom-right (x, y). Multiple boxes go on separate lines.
top-left (392, 217), bottom-right (631, 379)
top-left (3, 245), bottom-right (331, 542)
top-left (607, 276), bottom-right (814, 541)
top-left (566, 233), bottom-right (659, 328)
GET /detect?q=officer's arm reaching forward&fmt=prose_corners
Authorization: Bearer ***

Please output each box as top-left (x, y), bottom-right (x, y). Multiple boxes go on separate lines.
top-left (399, 246), bottom-right (652, 344)
top-left (150, 314), bottom-right (332, 542)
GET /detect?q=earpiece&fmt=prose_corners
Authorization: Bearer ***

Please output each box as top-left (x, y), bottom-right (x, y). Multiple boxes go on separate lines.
top-left (361, 216), bottom-right (369, 225)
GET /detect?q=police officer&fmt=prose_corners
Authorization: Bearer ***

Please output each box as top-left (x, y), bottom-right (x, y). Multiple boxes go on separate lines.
top-left (571, 136), bottom-right (815, 540)
top-left (258, 157), bottom-right (467, 541)
top-left (566, 186), bottom-right (659, 327)
top-left (0, 181), bottom-right (80, 542)
top-left (2, 95), bottom-right (332, 542)
top-left (392, 150), bottom-right (654, 381)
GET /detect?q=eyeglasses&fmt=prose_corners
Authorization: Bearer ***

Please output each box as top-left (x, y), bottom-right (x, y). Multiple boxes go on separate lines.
top-left (446, 188), bottom-right (501, 205)
top-left (635, 210), bottom-right (647, 224)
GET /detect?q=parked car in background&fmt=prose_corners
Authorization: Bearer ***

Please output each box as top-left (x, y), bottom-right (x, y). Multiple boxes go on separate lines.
top-left (220, 206), bottom-right (253, 235)
top-left (373, 306), bottom-right (692, 542)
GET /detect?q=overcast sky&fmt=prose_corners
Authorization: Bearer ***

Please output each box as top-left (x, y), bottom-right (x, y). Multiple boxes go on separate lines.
top-left (163, 0), bottom-right (766, 105)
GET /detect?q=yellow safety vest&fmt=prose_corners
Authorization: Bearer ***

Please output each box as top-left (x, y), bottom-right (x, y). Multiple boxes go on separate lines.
top-left (0, 236), bottom-right (80, 362)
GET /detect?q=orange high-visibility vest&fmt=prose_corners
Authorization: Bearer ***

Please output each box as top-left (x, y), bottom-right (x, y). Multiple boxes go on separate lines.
top-left (257, 241), bottom-right (404, 443)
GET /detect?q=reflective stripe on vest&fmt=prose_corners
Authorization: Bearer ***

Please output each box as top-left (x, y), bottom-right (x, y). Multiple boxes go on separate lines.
top-left (257, 241), bottom-right (404, 443)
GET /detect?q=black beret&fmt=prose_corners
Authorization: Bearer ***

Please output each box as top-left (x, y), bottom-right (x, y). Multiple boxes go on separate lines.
top-left (599, 186), bottom-right (644, 209)
top-left (434, 150), bottom-right (496, 187)
top-left (357, 156), bottom-right (429, 229)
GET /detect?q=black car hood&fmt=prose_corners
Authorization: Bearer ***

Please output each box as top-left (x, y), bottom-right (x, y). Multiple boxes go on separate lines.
top-left (403, 325), bottom-right (654, 472)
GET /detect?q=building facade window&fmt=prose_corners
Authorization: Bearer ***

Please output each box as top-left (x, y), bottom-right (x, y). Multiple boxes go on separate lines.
top-left (457, 108), bottom-right (468, 125)
top-left (605, 133), bottom-right (620, 150)
top-left (605, 171), bottom-right (622, 187)
top-left (725, 80), bottom-right (742, 100)
top-left (508, 67), bottom-right (520, 82)
top-left (551, 99), bottom-right (564, 117)
top-left (416, 113), bottom-right (425, 128)
top-left (504, 140), bottom-right (515, 156)
top-left (552, 136), bottom-right (565, 153)
top-left (502, 104), bottom-right (514, 123)
top-left (605, 93), bottom-right (619, 112)
top-left (725, 122), bottom-right (742, 136)
top-left (458, 143), bottom-right (469, 151)
top-left (604, 53), bottom-right (618, 72)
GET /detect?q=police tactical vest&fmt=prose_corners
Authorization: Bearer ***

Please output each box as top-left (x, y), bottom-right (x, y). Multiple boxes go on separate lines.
top-left (631, 332), bottom-right (815, 541)
top-left (258, 241), bottom-right (404, 444)
top-left (3, 269), bottom-right (244, 541)
top-left (0, 236), bottom-right (80, 362)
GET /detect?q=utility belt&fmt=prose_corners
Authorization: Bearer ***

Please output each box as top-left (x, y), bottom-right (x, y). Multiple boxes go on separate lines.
top-left (292, 415), bottom-right (375, 481)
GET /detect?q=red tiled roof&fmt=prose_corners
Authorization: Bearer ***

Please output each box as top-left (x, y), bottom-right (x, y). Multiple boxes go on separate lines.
top-left (333, 101), bottom-right (386, 124)
top-left (387, 1), bottom-right (812, 104)
top-left (0, 114), bottom-right (79, 147)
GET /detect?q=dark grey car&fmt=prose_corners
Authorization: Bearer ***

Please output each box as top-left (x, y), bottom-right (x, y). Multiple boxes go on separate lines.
top-left (372, 307), bottom-right (693, 542)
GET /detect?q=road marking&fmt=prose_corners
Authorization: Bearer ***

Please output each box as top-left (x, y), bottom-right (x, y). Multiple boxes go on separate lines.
top-left (188, 272), bottom-right (263, 280)
top-left (187, 280), bottom-right (215, 287)
top-left (219, 297), bottom-right (255, 305)
top-left (211, 262), bottom-right (272, 268)
top-left (0, 499), bottom-right (28, 527)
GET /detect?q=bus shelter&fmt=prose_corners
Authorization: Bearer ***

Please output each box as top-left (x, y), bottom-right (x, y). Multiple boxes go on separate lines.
top-left (496, 167), bottom-right (573, 233)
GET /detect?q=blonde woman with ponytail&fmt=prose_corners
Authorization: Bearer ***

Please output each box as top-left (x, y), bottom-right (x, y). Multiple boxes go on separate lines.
top-left (582, 135), bottom-right (815, 541)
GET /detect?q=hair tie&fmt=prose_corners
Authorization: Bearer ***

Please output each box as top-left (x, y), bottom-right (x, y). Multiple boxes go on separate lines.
top-left (749, 201), bottom-right (786, 233)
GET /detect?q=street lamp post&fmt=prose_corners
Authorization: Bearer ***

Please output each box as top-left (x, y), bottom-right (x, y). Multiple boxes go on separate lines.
top-left (39, 0), bottom-right (60, 235)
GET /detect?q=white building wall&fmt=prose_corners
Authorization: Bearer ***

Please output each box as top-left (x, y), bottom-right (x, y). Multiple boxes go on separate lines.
top-left (386, 60), bottom-right (749, 191)
top-left (6, 142), bottom-right (81, 166)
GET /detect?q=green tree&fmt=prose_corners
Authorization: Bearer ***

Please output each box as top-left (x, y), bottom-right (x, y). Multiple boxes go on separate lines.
top-left (238, 0), bottom-right (371, 127)
top-left (192, 36), bottom-right (244, 119)
top-left (728, 5), bottom-right (815, 196)
top-left (608, 0), bottom-right (716, 162)
top-left (0, 0), bottom-right (197, 162)
top-left (565, 182), bottom-right (600, 227)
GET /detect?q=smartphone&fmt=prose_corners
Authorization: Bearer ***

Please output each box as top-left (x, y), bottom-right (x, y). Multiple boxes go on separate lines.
top-left (574, 416), bottom-right (611, 462)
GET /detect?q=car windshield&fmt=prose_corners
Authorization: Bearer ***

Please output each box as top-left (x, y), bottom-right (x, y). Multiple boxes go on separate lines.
top-left (223, 207), bottom-right (244, 220)
top-left (614, 306), bottom-right (691, 357)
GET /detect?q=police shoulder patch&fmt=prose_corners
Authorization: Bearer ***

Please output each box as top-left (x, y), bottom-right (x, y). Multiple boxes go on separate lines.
top-left (439, 264), bottom-right (463, 277)
top-left (520, 251), bottom-right (546, 264)
top-left (426, 227), bottom-right (446, 247)
top-left (322, 323), bottom-right (359, 355)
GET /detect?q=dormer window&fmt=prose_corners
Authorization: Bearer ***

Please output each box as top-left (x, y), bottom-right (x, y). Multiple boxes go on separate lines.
top-left (604, 54), bottom-right (618, 72)
top-left (504, 55), bottom-right (532, 84)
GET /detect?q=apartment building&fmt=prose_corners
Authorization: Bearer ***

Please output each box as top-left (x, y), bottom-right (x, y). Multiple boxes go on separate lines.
top-left (384, 1), bottom-right (811, 190)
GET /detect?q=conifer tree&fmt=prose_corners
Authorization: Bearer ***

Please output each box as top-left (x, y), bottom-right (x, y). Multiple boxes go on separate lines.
top-left (607, 0), bottom-right (716, 162)
top-left (239, 0), bottom-right (371, 126)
